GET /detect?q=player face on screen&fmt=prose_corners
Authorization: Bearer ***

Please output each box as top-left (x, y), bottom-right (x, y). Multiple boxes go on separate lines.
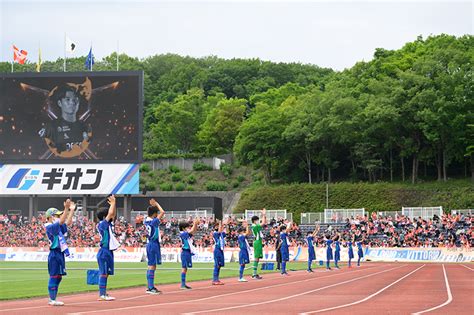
top-left (57, 90), bottom-right (80, 122)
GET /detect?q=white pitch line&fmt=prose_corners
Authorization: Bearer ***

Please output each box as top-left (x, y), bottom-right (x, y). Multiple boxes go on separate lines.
top-left (181, 264), bottom-right (407, 315)
top-left (66, 264), bottom-right (389, 315)
top-left (461, 264), bottom-right (474, 271)
top-left (300, 264), bottom-right (425, 314)
top-left (411, 264), bottom-right (453, 315)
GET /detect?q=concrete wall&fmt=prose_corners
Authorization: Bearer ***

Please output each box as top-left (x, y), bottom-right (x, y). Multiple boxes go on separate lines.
top-left (145, 154), bottom-right (233, 171)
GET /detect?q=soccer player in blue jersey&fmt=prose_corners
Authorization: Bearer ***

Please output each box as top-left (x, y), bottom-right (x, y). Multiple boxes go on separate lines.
top-left (96, 195), bottom-right (119, 301)
top-left (356, 240), bottom-right (364, 266)
top-left (306, 224), bottom-right (320, 273)
top-left (144, 198), bottom-right (165, 294)
top-left (237, 221), bottom-right (251, 282)
top-left (278, 222), bottom-right (293, 276)
top-left (45, 199), bottom-right (75, 306)
top-left (179, 218), bottom-right (200, 290)
top-left (212, 218), bottom-right (228, 285)
top-left (334, 234), bottom-right (341, 269)
top-left (346, 235), bottom-right (354, 268)
top-left (325, 234), bottom-right (333, 270)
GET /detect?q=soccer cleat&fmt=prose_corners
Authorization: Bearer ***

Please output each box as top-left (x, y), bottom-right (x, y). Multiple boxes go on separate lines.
top-left (212, 280), bottom-right (224, 285)
top-left (326, 267), bottom-right (332, 271)
top-left (146, 287), bottom-right (162, 295)
top-left (307, 269), bottom-right (314, 273)
top-left (98, 295), bottom-right (115, 301)
top-left (252, 274), bottom-right (263, 280)
top-left (180, 285), bottom-right (192, 290)
top-left (238, 278), bottom-right (248, 282)
top-left (48, 299), bottom-right (64, 306)
top-left (281, 272), bottom-right (289, 276)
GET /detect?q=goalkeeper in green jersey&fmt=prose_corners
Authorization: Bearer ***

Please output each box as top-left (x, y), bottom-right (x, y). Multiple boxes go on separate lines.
top-left (251, 208), bottom-right (267, 279)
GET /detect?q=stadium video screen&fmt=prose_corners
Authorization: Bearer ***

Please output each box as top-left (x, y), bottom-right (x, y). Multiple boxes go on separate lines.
top-left (0, 72), bottom-right (143, 163)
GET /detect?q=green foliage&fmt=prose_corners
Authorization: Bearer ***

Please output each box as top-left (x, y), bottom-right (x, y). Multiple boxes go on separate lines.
top-left (220, 163), bottom-right (233, 177)
top-left (168, 165), bottom-right (180, 173)
top-left (144, 181), bottom-right (157, 191)
top-left (236, 180), bottom-right (474, 223)
top-left (186, 174), bottom-right (197, 184)
top-left (232, 181), bottom-right (240, 188)
top-left (205, 181), bottom-right (228, 191)
top-left (171, 173), bottom-right (182, 182)
top-left (159, 183), bottom-right (173, 191)
top-left (237, 175), bottom-right (246, 183)
top-left (187, 185), bottom-right (195, 191)
top-left (139, 164), bottom-right (151, 172)
top-left (193, 162), bottom-right (213, 171)
top-left (175, 182), bottom-right (186, 191)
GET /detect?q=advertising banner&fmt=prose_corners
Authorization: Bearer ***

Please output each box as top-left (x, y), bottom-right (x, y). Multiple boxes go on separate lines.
top-left (0, 163), bottom-right (139, 195)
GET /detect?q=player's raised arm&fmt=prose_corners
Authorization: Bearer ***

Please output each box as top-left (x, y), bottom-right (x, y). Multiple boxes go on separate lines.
top-left (261, 208), bottom-right (267, 225)
top-left (60, 199), bottom-right (71, 225)
top-left (217, 219), bottom-right (223, 233)
top-left (243, 220), bottom-right (251, 236)
top-left (150, 198), bottom-right (165, 220)
top-left (66, 201), bottom-right (76, 226)
top-left (105, 195), bottom-right (116, 222)
top-left (190, 218), bottom-right (200, 234)
top-left (313, 224), bottom-right (320, 237)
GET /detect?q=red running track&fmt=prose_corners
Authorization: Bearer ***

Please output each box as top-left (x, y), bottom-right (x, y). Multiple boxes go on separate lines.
top-left (0, 263), bottom-right (472, 315)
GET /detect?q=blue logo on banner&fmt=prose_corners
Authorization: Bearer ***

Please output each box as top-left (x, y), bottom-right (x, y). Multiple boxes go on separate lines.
top-left (7, 169), bottom-right (40, 190)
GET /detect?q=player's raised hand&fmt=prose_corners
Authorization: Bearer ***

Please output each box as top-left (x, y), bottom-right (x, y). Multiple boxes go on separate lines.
top-left (69, 201), bottom-right (76, 211)
top-left (64, 199), bottom-right (71, 211)
top-left (262, 208), bottom-right (266, 215)
top-left (149, 198), bottom-right (158, 207)
top-left (108, 195), bottom-right (116, 205)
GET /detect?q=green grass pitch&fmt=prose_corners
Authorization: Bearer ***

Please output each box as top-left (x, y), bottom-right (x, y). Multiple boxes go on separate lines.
top-left (0, 261), bottom-right (322, 300)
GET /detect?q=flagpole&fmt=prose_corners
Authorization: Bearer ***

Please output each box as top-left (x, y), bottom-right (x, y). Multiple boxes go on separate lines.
top-left (64, 33), bottom-right (66, 72)
top-left (116, 40), bottom-right (119, 71)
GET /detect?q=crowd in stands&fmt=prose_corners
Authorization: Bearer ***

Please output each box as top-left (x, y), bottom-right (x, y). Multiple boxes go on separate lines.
top-left (0, 211), bottom-right (472, 249)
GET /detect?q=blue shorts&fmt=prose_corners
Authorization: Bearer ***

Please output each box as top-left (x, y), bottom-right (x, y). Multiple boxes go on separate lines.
top-left (214, 249), bottom-right (225, 267)
top-left (48, 249), bottom-right (66, 276)
top-left (358, 249), bottom-right (364, 257)
top-left (348, 249), bottom-right (354, 259)
top-left (335, 251), bottom-right (341, 262)
top-left (280, 247), bottom-right (289, 262)
top-left (146, 242), bottom-right (162, 266)
top-left (97, 248), bottom-right (114, 275)
top-left (308, 248), bottom-right (316, 261)
top-left (327, 250), bottom-right (333, 261)
top-left (239, 249), bottom-right (250, 265)
top-left (181, 249), bottom-right (192, 269)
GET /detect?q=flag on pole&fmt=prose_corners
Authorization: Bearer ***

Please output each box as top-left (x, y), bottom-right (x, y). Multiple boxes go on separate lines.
top-left (13, 45), bottom-right (28, 64)
top-left (84, 46), bottom-right (94, 70)
top-left (65, 36), bottom-right (76, 53)
top-left (36, 47), bottom-right (42, 72)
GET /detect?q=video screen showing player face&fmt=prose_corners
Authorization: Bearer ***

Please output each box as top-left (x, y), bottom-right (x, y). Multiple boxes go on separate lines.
top-left (0, 72), bottom-right (143, 163)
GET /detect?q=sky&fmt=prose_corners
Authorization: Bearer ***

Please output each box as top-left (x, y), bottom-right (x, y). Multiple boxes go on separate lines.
top-left (0, 0), bottom-right (472, 70)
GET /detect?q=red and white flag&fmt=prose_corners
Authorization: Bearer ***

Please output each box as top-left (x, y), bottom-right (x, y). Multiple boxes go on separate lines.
top-left (13, 45), bottom-right (28, 64)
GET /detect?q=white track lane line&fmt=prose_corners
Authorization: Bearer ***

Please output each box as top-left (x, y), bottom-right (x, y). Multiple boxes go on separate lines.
top-left (66, 264), bottom-right (392, 315)
top-left (461, 264), bottom-right (474, 271)
top-left (180, 264), bottom-right (408, 315)
top-left (411, 264), bottom-right (453, 315)
top-left (300, 264), bottom-right (425, 314)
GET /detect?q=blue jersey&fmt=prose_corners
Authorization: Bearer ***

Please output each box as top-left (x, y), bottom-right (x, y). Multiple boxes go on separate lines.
top-left (281, 232), bottom-right (289, 249)
top-left (306, 236), bottom-right (314, 248)
top-left (180, 231), bottom-right (191, 250)
top-left (213, 232), bottom-right (226, 251)
top-left (238, 234), bottom-right (250, 251)
top-left (326, 239), bottom-right (333, 250)
top-left (335, 240), bottom-right (341, 252)
top-left (145, 217), bottom-right (161, 244)
top-left (45, 222), bottom-right (67, 250)
top-left (97, 220), bottom-right (111, 249)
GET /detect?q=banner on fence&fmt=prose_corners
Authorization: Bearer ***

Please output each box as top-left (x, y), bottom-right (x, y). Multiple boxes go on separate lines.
top-left (365, 247), bottom-right (474, 263)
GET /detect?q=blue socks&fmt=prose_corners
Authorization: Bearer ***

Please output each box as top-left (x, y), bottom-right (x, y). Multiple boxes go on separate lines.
top-left (239, 264), bottom-right (245, 279)
top-left (308, 260), bottom-right (312, 271)
top-left (48, 275), bottom-right (62, 300)
top-left (99, 274), bottom-right (107, 296)
top-left (213, 266), bottom-right (220, 281)
top-left (348, 259), bottom-right (352, 267)
top-left (358, 257), bottom-right (361, 266)
top-left (146, 270), bottom-right (155, 289)
top-left (181, 272), bottom-right (186, 286)
top-left (326, 261), bottom-right (330, 269)
top-left (281, 261), bottom-right (287, 273)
